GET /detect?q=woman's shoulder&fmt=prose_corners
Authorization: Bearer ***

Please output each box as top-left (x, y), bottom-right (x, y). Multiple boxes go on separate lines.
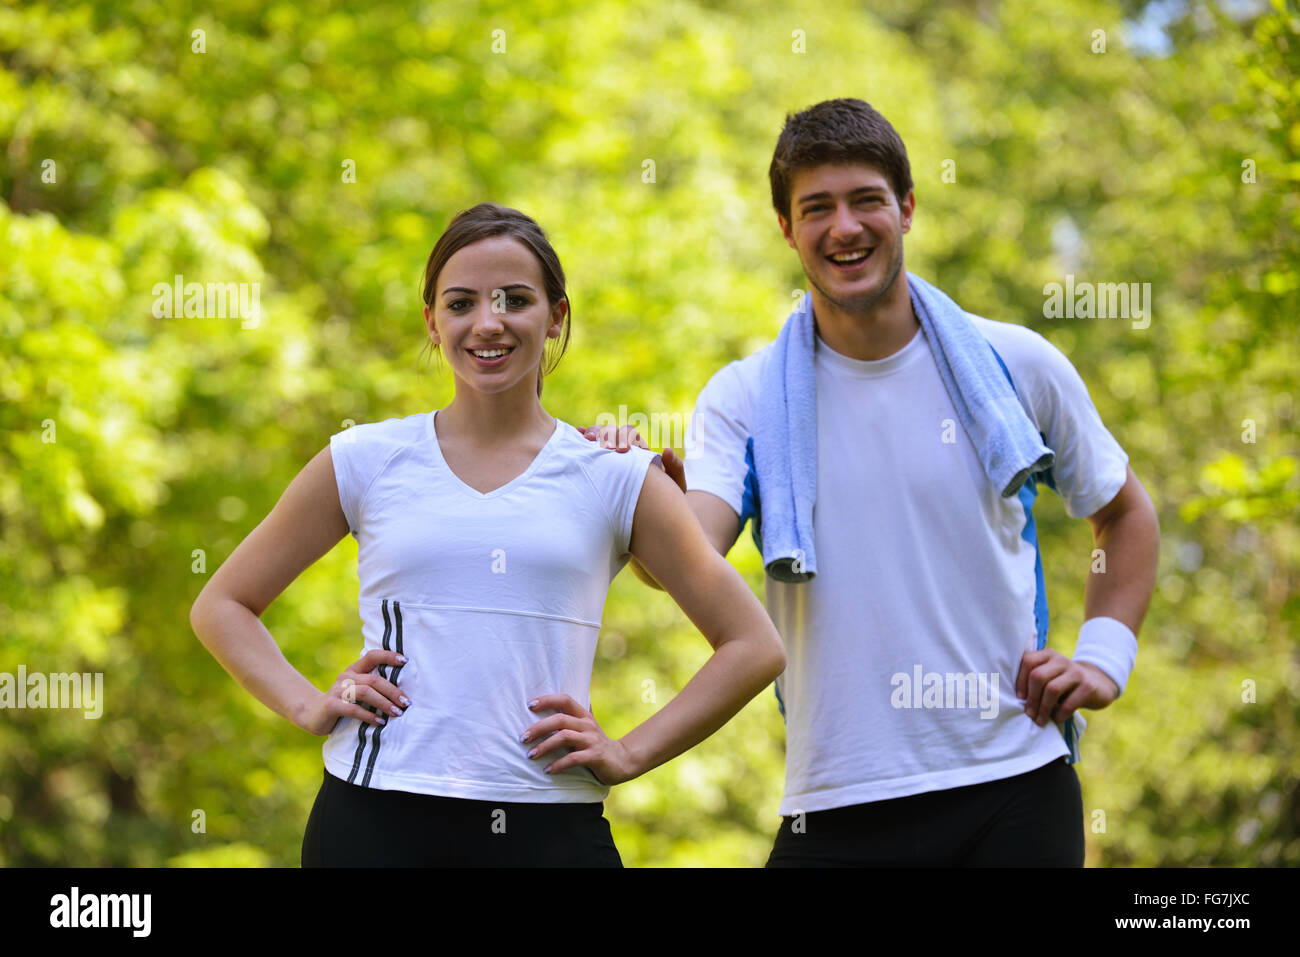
top-left (550, 418), bottom-right (661, 499)
top-left (331, 410), bottom-right (430, 448)
top-left (552, 416), bottom-right (661, 464)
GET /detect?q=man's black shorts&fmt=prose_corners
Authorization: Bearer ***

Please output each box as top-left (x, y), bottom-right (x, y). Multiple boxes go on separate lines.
top-left (766, 756), bottom-right (1084, 867)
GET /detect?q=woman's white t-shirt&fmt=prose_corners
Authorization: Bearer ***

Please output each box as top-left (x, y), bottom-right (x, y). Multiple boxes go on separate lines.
top-left (321, 409), bottom-right (660, 803)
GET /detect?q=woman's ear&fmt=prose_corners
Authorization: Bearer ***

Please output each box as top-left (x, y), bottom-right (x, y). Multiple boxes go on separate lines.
top-left (424, 303), bottom-right (441, 345)
top-left (547, 298), bottom-right (568, 338)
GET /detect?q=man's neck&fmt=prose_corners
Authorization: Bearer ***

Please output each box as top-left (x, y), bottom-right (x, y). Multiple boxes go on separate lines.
top-left (808, 273), bottom-right (919, 361)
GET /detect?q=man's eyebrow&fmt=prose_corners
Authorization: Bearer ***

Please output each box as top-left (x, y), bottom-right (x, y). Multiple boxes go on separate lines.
top-left (795, 186), bottom-right (888, 205)
top-left (441, 283), bottom-right (537, 297)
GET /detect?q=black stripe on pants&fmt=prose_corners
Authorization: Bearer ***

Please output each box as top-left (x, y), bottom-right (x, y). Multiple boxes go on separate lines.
top-left (301, 769), bottom-right (623, 867)
top-left (766, 756), bottom-right (1085, 867)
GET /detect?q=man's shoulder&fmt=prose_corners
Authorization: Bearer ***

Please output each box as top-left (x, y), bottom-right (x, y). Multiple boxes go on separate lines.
top-left (702, 340), bottom-right (774, 399)
top-left (966, 314), bottom-right (1076, 389)
top-left (968, 313), bottom-right (1052, 357)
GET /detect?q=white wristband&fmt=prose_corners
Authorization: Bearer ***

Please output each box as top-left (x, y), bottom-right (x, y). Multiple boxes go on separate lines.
top-left (1072, 617), bottom-right (1138, 696)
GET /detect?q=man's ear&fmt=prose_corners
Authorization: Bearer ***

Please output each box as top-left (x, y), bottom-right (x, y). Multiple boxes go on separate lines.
top-left (777, 212), bottom-right (796, 250)
top-left (900, 190), bottom-right (916, 234)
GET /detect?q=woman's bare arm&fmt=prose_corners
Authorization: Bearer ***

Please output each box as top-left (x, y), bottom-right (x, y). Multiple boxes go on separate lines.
top-left (527, 464), bottom-right (785, 783)
top-left (188, 446), bottom-right (403, 735)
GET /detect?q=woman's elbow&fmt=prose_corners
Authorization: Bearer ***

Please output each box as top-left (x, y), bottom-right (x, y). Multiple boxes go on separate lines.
top-left (760, 629), bottom-right (787, 682)
top-left (189, 594), bottom-right (213, 642)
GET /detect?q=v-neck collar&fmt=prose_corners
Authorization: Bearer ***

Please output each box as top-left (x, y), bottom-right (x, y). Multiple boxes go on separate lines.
top-left (426, 409), bottom-right (563, 500)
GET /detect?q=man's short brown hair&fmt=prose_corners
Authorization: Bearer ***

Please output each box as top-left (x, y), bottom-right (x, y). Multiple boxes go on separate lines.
top-left (769, 98), bottom-right (914, 221)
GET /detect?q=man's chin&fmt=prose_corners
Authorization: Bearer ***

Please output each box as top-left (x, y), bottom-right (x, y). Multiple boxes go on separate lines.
top-left (817, 279), bottom-right (892, 315)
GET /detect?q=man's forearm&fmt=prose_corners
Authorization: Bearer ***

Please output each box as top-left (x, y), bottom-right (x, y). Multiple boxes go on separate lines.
top-left (1084, 503), bottom-right (1159, 635)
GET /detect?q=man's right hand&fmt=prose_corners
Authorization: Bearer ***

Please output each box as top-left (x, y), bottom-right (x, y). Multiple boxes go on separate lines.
top-left (576, 425), bottom-right (686, 495)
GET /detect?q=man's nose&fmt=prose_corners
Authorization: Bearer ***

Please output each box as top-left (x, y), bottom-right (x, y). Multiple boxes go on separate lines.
top-left (829, 203), bottom-right (863, 241)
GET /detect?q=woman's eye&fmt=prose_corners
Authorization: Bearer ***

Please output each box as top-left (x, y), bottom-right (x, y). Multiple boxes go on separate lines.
top-left (448, 299), bottom-right (471, 311)
top-left (508, 296), bottom-right (529, 308)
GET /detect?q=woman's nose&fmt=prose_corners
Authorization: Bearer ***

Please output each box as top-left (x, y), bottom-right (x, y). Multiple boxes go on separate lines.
top-left (472, 302), bottom-right (505, 335)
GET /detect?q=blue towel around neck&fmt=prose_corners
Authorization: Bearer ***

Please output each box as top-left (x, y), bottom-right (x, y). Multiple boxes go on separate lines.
top-left (750, 271), bottom-right (1056, 583)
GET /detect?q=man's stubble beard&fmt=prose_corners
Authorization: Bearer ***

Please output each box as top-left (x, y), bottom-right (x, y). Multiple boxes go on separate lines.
top-left (805, 236), bottom-right (906, 320)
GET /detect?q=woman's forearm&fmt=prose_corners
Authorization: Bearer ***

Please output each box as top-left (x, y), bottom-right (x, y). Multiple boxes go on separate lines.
top-left (190, 596), bottom-right (325, 734)
top-left (617, 621), bottom-right (784, 779)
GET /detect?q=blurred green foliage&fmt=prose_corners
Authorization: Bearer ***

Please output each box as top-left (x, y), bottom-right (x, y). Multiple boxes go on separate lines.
top-left (1, 0), bottom-right (1295, 866)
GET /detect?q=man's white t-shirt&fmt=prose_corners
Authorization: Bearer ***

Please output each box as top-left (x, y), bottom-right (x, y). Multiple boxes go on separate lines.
top-left (686, 316), bottom-right (1129, 815)
top-left (322, 410), bottom-right (659, 803)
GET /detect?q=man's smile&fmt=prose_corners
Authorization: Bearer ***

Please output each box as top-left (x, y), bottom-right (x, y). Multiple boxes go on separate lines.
top-left (825, 247), bottom-right (875, 271)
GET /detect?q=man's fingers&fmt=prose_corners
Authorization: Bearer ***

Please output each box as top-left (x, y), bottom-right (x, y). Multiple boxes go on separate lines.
top-left (1015, 648), bottom-right (1053, 700)
top-left (1035, 674), bottom-right (1076, 727)
top-left (1023, 653), bottom-right (1069, 722)
top-left (1051, 684), bottom-right (1093, 725)
top-left (661, 447), bottom-right (687, 493)
top-left (581, 425), bottom-right (646, 451)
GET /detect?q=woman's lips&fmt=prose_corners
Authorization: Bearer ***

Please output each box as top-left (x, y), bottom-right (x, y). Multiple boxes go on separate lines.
top-left (466, 347), bottom-right (514, 368)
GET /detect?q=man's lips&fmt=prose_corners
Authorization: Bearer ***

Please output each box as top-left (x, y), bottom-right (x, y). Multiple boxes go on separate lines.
top-left (825, 248), bottom-right (875, 271)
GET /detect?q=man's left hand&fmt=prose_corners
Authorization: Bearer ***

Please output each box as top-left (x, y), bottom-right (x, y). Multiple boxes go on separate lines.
top-left (1015, 649), bottom-right (1119, 726)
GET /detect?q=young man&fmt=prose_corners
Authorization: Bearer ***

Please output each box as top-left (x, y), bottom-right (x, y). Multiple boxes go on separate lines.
top-left (588, 98), bottom-right (1158, 866)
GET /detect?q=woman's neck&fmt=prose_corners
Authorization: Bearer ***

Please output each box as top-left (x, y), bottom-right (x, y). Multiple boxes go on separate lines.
top-left (436, 379), bottom-right (555, 445)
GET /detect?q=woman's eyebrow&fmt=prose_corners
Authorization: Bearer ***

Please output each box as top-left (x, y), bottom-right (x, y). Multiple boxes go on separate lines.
top-left (441, 283), bottom-right (537, 297)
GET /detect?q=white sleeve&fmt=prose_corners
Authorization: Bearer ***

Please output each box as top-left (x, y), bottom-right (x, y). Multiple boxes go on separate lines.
top-left (327, 426), bottom-right (369, 538)
top-left (684, 359), bottom-right (756, 518)
top-left (586, 446), bottom-right (661, 556)
top-left (1017, 336), bottom-right (1129, 519)
top-left (329, 422), bottom-right (397, 537)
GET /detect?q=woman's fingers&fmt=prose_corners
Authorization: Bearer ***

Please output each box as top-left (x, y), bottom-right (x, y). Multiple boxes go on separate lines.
top-left (349, 648), bottom-right (406, 674)
top-left (326, 691), bottom-right (389, 727)
top-left (520, 713), bottom-right (589, 745)
top-left (526, 728), bottom-right (591, 760)
top-left (343, 678), bottom-right (406, 717)
top-left (335, 653), bottom-right (410, 720)
top-left (344, 670), bottom-right (406, 708)
top-left (528, 693), bottom-right (590, 719)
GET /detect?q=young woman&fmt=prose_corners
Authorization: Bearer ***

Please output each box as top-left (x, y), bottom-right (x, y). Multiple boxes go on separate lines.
top-left (189, 202), bottom-right (786, 867)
